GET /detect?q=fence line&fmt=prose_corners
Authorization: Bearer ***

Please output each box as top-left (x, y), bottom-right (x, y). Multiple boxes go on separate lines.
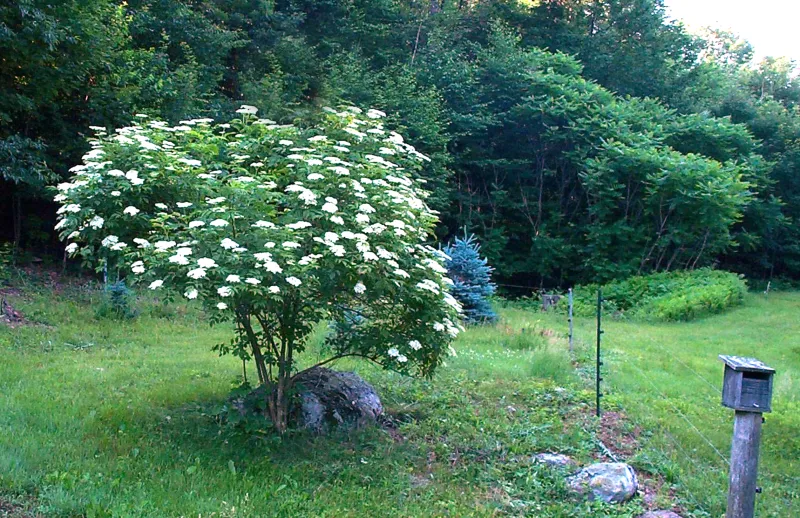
top-left (550, 294), bottom-right (733, 513)
top-left (495, 282), bottom-right (540, 290)
top-left (626, 361), bottom-right (731, 468)
top-left (593, 364), bottom-right (720, 516)
top-left (563, 301), bottom-right (730, 468)
top-left (619, 384), bottom-right (726, 517)
top-left (595, 437), bottom-right (619, 462)
top-left (655, 428), bottom-right (717, 516)
top-left (670, 354), bottom-right (723, 395)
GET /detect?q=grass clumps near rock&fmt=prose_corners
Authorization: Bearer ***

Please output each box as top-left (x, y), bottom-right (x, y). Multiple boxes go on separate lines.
top-left (565, 269), bottom-right (747, 321)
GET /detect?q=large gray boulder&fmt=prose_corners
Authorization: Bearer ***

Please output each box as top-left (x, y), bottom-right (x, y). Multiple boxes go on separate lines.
top-left (638, 512), bottom-right (682, 518)
top-left (227, 368), bottom-right (383, 433)
top-left (568, 462), bottom-right (638, 503)
top-left (291, 367), bottom-right (383, 432)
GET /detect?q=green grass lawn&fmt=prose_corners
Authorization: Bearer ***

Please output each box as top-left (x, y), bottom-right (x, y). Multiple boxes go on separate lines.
top-left (1, 275), bottom-right (798, 517)
top-left (0, 276), bottom-right (657, 518)
top-left (539, 291), bottom-right (800, 517)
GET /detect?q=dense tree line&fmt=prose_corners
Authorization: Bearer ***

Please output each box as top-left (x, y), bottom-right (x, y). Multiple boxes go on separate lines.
top-left (2, 0), bottom-right (800, 287)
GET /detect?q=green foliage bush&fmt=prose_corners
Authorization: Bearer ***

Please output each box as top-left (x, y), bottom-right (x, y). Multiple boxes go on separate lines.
top-left (94, 281), bottom-right (137, 320)
top-left (0, 242), bottom-right (15, 283)
top-left (564, 269), bottom-right (747, 321)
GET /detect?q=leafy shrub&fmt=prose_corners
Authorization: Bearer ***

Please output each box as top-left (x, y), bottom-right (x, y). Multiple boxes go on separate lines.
top-left (563, 269), bottom-right (747, 321)
top-left (95, 280), bottom-right (137, 320)
top-left (0, 241), bottom-right (14, 283)
top-left (55, 105), bottom-right (462, 432)
top-left (443, 234), bottom-right (497, 324)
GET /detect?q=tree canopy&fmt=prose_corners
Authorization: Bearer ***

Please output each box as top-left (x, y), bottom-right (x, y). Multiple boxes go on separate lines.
top-left (3, 0), bottom-right (800, 286)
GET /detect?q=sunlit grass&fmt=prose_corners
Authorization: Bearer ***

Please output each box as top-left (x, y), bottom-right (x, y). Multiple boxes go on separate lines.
top-left (2, 278), bottom-right (797, 516)
top-left (538, 291), bottom-right (800, 517)
top-left (0, 279), bottom-right (636, 517)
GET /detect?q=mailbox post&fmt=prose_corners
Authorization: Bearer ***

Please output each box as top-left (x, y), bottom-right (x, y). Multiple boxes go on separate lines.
top-left (719, 355), bottom-right (775, 518)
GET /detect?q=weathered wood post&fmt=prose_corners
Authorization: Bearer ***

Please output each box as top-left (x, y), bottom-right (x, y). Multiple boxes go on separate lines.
top-left (719, 355), bottom-right (775, 518)
top-left (541, 293), bottom-right (561, 311)
top-left (568, 288), bottom-right (574, 354)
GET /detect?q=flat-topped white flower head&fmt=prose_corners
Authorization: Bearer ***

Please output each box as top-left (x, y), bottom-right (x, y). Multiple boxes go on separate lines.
top-left (221, 238), bottom-right (239, 250)
top-left (187, 268), bottom-right (206, 279)
top-left (196, 258), bottom-right (217, 268)
top-left (169, 254), bottom-right (190, 265)
top-left (287, 221), bottom-right (312, 230)
top-left (101, 235), bottom-right (119, 247)
top-left (236, 105), bottom-right (258, 115)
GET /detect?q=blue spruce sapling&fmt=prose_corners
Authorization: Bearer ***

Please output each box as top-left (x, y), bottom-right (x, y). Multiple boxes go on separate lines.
top-left (444, 234), bottom-right (497, 324)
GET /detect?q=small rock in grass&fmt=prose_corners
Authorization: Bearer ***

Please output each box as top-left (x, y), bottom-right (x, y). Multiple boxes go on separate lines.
top-left (567, 462), bottom-right (638, 503)
top-left (534, 453), bottom-right (575, 468)
top-left (410, 474), bottom-right (432, 489)
top-left (638, 512), bottom-right (682, 518)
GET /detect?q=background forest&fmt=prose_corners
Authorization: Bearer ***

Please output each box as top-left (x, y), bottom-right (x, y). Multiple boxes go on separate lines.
top-left (3, 0), bottom-right (800, 289)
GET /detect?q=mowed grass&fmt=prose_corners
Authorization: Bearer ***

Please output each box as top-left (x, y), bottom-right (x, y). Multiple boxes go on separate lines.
top-left (0, 277), bottom-right (660, 518)
top-left (539, 291), bottom-right (800, 517)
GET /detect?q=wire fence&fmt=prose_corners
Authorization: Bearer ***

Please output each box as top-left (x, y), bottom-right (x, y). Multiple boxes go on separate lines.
top-left (552, 291), bottom-right (745, 516)
top-left (669, 354), bottom-right (723, 396)
top-left (519, 284), bottom-right (789, 514)
top-left (626, 361), bottom-right (731, 469)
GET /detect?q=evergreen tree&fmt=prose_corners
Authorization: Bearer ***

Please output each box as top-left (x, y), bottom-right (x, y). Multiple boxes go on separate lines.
top-left (444, 234), bottom-right (497, 324)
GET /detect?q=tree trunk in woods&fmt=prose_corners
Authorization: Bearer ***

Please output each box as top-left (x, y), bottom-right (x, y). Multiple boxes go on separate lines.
top-left (12, 192), bottom-right (22, 262)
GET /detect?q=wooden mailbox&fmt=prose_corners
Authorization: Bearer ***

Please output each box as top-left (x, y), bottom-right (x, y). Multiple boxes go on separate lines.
top-left (719, 355), bottom-right (775, 413)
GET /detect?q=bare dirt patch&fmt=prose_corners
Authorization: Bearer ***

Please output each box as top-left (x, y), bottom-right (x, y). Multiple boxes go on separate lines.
top-left (0, 497), bottom-right (41, 518)
top-left (598, 411), bottom-right (642, 458)
top-left (0, 297), bottom-right (27, 328)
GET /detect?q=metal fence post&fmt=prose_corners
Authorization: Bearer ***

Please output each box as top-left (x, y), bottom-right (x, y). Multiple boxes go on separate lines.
top-left (596, 289), bottom-right (603, 417)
